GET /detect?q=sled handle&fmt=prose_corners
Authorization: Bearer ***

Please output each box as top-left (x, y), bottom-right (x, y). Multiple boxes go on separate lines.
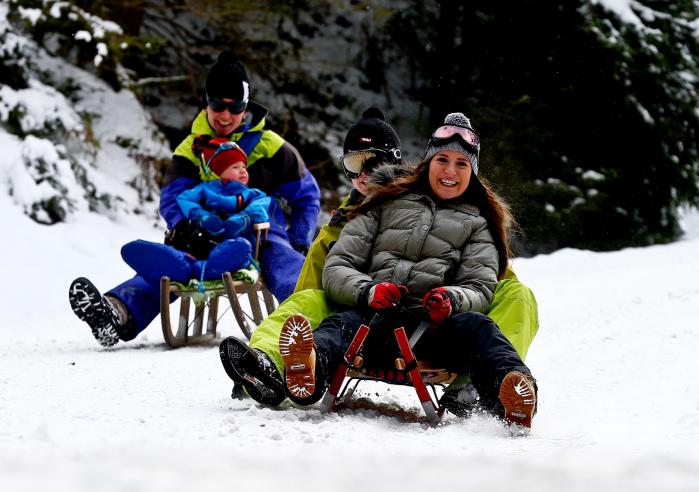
top-left (252, 222), bottom-right (270, 260)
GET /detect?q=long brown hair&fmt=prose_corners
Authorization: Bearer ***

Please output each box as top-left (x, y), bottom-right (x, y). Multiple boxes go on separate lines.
top-left (350, 159), bottom-right (515, 279)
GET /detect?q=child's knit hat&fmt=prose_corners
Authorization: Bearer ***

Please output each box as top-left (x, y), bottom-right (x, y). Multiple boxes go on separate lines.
top-left (193, 135), bottom-right (247, 176)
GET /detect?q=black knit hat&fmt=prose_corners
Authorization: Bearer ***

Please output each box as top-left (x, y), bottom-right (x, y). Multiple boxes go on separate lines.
top-left (343, 107), bottom-right (401, 154)
top-left (205, 50), bottom-right (250, 103)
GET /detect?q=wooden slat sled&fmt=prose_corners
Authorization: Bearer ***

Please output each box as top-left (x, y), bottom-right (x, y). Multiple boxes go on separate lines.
top-left (160, 222), bottom-right (276, 348)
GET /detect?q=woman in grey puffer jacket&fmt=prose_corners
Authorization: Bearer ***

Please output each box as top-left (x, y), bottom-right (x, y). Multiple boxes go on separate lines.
top-left (279, 113), bottom-right (538, 429)
top-left (322, 163), bottom-right (498, 314)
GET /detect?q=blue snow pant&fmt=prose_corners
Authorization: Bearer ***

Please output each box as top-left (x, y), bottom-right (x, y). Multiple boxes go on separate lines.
top-left (257, 230), bottom-right (306, 302)
top-left (287, 309), bottom-right (532, 411)
top-left (107, 232), bottom-right (305, 338)
top-left (121, 238), bottom-right (253, 285)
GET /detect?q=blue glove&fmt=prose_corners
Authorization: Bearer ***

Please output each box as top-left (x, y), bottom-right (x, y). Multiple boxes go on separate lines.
top-left (199, 214), bottom-right (224, 236)
top-left (223, 214), bottom-right (249, 237)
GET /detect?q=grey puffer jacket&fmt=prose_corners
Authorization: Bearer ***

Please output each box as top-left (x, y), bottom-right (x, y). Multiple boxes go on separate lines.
top-left (322, 189), bottom-right (499, 313)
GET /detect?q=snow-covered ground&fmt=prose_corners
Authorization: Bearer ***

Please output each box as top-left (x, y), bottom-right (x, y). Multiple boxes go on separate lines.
top-left (1, 185), bottom-right (699, 491)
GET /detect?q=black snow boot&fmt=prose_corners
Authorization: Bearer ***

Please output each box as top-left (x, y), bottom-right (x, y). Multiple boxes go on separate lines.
top-left (439, 382), bottom-right (481, 418)
top-left (219, 337), bottom-right (285, 406)
top-left (68, 277), bottom-right (121, 347)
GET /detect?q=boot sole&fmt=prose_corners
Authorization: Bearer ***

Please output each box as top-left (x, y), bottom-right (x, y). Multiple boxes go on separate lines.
top-left (499, 371), bottom-right (536, 429)
top-left (219, 337), bottom-right (285, 406)
top-left (279, 314), bottom-right (315, 399)
top-left (68, 278), bottom-right (119, 347)
top-left (69, 277), bottom-right (100, 323)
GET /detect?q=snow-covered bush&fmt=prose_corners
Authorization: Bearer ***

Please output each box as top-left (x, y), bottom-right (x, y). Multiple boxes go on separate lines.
top-left (0, 0), bottom-right (170, 226)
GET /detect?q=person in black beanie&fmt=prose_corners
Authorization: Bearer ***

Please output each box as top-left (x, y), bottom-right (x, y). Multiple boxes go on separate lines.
top-left (338, 106), bottom-right (402, 197)
top-left (218, 107), bottom-right (406, 406)
top-left (68, 49), bottom-right (321, 347)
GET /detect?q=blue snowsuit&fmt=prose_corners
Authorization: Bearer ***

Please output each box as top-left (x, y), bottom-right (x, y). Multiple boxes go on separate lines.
top-left (177, 179), bottom-right (271, 237)
top-left (121, 180), bottom-right (271, 284)
top-left (107, 101), bottom-right (320, 339)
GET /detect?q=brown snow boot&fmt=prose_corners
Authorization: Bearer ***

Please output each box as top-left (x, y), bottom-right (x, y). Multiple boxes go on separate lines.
top-left (279, 314), bottom-right (316, 400)
top-left (499, 371), bottom-right (537, 429)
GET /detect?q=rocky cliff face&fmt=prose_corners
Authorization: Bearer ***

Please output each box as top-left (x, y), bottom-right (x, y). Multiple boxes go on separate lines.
top-left (127, 1), bottom-right (428, 208)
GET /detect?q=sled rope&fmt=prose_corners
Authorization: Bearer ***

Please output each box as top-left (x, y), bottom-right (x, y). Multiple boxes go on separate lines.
top-left (198, 261), bottom-right (208, 293)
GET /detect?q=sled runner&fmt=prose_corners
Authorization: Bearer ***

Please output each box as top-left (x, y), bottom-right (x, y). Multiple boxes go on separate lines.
top-left (160, 222), bottom-right (276, 348)
top-left (320, 312), bottom-right (457, 425)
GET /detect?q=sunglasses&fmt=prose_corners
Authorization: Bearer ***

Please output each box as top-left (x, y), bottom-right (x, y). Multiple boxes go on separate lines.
top-left (207, 97), bottom-right (247, 114)
top-left (340, 148), bottom-right (401, 179)
top-left (430, 125), bottom-right (480, 152)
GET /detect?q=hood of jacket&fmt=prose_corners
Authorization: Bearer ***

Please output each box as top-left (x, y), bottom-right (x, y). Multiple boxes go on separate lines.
top-left (368, 162), bottom-right (415, 186)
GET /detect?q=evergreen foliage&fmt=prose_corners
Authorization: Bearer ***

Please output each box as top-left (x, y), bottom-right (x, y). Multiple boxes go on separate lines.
top-left (385, 1), bottom-right (699, 254)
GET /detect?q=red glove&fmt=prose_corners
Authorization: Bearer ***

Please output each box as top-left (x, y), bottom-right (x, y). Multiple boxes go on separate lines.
top-left (422, 287), bottom-right (453, 326)
top-left (367, 282), bottom-right (408, 310)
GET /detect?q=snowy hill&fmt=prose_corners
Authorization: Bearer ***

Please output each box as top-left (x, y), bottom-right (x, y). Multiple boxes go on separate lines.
top-left (1, 186), bottom-right (699, 491)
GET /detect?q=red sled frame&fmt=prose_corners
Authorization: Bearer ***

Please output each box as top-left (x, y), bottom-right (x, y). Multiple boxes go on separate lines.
top-left (319, 321), bottom-right (456, 425)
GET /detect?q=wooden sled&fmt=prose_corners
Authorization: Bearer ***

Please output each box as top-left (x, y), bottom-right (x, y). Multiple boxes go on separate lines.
top-left (319, 315), bottom-right (457, 425)
top-left (160, 223), bottom-right (276, 348)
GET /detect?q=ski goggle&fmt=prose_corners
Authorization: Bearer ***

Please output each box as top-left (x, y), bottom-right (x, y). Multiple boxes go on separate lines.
top-left (207, 97), bottom-right (247, 114)
top-left (429, 125), bottom-right (480, 153)
top-left (339, 148), bottom-right (401, 179)
top-left (201, 140), bottom-right (244, 175)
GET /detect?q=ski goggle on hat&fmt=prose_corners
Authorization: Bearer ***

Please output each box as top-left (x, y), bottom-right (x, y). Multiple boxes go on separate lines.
top-left (206, 140), bottom-right (243, 164)
top-left (340, 148), bottom-right (401, 179)
top-left (199, 139), bottom-right (247, 177)
top-left (429, 125), bottom-right (481, 153)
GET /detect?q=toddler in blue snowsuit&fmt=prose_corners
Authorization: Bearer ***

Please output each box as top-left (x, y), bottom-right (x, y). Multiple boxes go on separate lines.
top-left (121, 137), bottom-right (270, 285)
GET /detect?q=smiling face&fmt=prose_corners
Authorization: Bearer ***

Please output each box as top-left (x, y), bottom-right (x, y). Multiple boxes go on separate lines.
top-left (205, 98), bottom-right (246, 136)
top-left (428, 150), bottom-right (472, 200)
top-left (219, 161), bottom-right (249, 185)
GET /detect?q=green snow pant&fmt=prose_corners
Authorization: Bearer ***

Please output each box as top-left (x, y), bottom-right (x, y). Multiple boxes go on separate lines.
top-left (250, 289), bottom-right (333, 376)
top-left (250, 278), bottom-right (539, 386)
top-left (450, 276), bottom-right (539, 387)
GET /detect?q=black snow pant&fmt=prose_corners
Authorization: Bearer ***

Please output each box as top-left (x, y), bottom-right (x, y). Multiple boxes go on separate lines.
top-left (288, 308), bottom-right (532, 412)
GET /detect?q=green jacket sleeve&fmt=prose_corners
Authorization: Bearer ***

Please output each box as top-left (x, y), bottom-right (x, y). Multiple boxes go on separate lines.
top-left (292, 191), bottom-right (358, 293)
top-left (293, 223), bottom-right (343, 293)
